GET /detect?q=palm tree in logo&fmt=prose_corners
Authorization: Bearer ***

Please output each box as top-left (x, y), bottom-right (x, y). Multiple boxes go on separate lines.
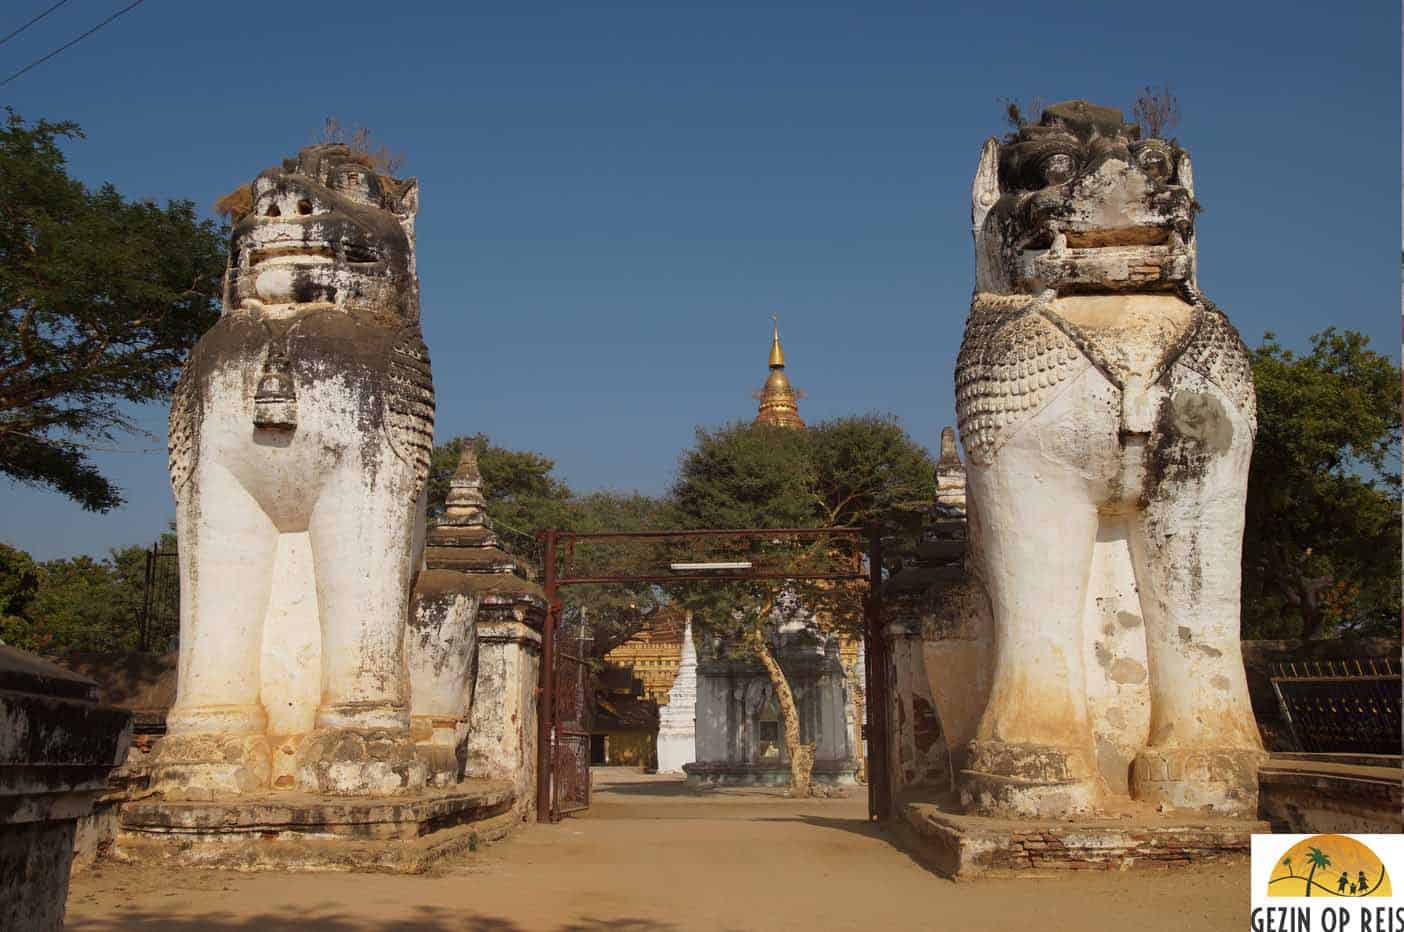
top-left (1304, 846), bottom-right (1333, 896)
top-left (1281, 856), bottom-right (1295, 878)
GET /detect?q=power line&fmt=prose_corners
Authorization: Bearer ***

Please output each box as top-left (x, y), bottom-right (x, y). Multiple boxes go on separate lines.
top-left (0, 0), bottom-right (71, 48)
top-left (0, 0), bottom-right (146, 89)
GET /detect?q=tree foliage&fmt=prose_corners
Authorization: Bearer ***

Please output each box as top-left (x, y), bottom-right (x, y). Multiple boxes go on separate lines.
top-left (427, 435), bottom-right (670, 658)
top-left (0, 110), bottom-right (227, 510)
top-left (666, 414), bottom-right (935, 793)
top-left (427, 434), bottom-right (576, 556)
top-left (1243, 328), bottom-right (1401, 639)
top-left (0, 534), bottom-right (175, 654)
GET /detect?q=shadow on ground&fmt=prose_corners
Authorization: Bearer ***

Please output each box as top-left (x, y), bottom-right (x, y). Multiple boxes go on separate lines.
top-left (68, 906), bottom-right (679, 932)
top-left (749, 813), bottom-right (954, 880)
top-left (589, 780), bottom-right (713, 798)
top-left (593, 782), bottom-right (830, 800)
top-left (750, 814), bottom-right (884, 838)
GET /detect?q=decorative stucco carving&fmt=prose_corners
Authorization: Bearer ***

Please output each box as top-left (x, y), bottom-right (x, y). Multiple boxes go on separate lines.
top-left (955, 101), bottom-right (1265, 819)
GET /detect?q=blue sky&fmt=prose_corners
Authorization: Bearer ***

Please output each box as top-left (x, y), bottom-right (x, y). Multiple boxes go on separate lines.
top-left (2, 1), bottom-right (1398, 561)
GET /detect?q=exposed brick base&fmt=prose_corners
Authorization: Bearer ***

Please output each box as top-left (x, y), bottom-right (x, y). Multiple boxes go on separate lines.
top-left (896, 797), bottom-right (1266, 878)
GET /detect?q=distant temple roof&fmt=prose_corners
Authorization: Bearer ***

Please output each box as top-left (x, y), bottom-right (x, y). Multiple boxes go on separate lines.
top-left (754, 318), bottom-right (805, 429)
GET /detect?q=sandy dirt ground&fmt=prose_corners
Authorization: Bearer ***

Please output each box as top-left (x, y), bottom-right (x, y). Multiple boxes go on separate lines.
top-left (65, 769), bottom-right (1248, 931)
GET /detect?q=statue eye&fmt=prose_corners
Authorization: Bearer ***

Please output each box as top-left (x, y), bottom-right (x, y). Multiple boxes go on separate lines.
top-left (1040, 153), bottom-right (1076, 185)
top-left (1137, 147), bottom-right (1172, 182)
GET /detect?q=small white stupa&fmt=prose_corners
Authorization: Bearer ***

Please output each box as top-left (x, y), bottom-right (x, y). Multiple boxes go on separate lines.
top-left (655, 615), bottom-right (698, 773)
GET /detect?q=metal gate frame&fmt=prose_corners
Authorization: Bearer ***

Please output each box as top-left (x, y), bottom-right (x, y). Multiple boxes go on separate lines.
top-left (138, 544), bottom-right (178, 652)
top-left (535, 527), bottom-right (889, 823)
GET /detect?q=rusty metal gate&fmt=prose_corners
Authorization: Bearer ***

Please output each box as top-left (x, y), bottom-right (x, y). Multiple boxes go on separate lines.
top-left (535, 527), bottom-right (888, 823)
top-left (547, 607), bottom-right (593, 818)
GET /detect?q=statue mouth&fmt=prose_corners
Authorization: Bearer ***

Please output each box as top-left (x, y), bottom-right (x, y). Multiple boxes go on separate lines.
top-left (246, 240), bottom-right (382, 270)
top-left (1014, 226), bottom-right (1191, 294)
top-left (238, 240), bottom-right (388, 310)
top-left (1020, 226), bottom-right (1175, 252)
top-left (248, 244), bottom-right (337, 270)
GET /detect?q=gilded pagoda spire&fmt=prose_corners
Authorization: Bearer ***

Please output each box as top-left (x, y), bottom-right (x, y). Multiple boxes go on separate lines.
top-left (754, 316), bottom-right (804, 429)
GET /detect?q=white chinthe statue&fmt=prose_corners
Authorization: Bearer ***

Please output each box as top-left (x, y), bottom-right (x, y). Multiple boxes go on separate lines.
top-left (956, 101), bottom-right (1265, 818)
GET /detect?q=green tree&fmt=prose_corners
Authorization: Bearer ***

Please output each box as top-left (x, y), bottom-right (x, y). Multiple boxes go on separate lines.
top-left (23, 555), bottom-right (141, 653)
top-left (427, 434), bottom-right (576, 557)
top-left (668, 414), bottom-right (935, 795)
top-left (427, 435), bottom-right (670, 658)
top-left (1304, 846), bottom-right (1332, 897)
top-left (1243, 329), bottom-right (1401, 639)
top-left (566, 489), bottom-right (676, 659)
top-left (0, 543), bottom-right (40, 646)
top-left (0, 110), bottom-right (226, 511)
top-left (0, 534), bottom-right (177, 655)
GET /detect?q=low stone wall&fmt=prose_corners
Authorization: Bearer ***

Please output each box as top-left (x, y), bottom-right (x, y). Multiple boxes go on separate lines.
top-left (34, 654), bottom-right (173, 872)
top-left (72, 732), bottom-right (161, 870)
top-left (1257, 754), bottom-right (1402, 833)
top-left (1, 647), bottom-right (132, 931)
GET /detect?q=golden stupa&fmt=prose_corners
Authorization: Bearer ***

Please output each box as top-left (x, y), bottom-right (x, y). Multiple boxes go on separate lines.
top-left (754, 318), bottom-right (805, 429)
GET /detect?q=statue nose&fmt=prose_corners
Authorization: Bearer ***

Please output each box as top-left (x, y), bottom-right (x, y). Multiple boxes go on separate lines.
top-left (258, 183), bottom-right (322, 221)
top-left (1084, 154), bottom-right (1136, 181)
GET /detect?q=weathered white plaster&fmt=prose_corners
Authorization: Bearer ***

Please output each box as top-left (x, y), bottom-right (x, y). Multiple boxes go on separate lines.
top-left (887, 626), bottom-right (951, 792)
top-left (259, 532), bottom-right (321, 738)
top-left (1080, 522), bottom-right (1151, 795)
top-left (1, 647), bottom-right (132, 931)
top-left (655, 617), bottom-right (698, 773)
top-left (157, 145), bottom-right (433, 798)
top-left (465, 621), bottom-right (541, 811)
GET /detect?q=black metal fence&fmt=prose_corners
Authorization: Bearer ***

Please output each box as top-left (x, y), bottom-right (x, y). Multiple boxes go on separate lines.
top-left (138, 545), bottom-right (179, 653)
top-left (1270, 658), bottom-right (1402, 755)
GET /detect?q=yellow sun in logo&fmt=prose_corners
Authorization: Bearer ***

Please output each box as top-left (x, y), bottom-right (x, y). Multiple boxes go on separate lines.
top-left (1268, 835), bottom-right (1391, 898)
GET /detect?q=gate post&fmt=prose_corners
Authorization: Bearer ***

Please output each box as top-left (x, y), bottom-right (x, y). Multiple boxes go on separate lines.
top-left (138, 545), bottom-right (157, 652)
top-left (864, 526), bottom-right (892, 821)
top-left (536, 530), bottom-right (558, 823)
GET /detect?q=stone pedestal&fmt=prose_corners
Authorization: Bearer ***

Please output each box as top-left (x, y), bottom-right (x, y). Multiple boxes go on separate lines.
top-left (1, 647), bottom-right (132, 931)
top-left (116, 781), bottom-right (515, 873)
top-left (897, 795), bottom-right (1266, 878)
top-left (655, 618), bottom-right (697, 773)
